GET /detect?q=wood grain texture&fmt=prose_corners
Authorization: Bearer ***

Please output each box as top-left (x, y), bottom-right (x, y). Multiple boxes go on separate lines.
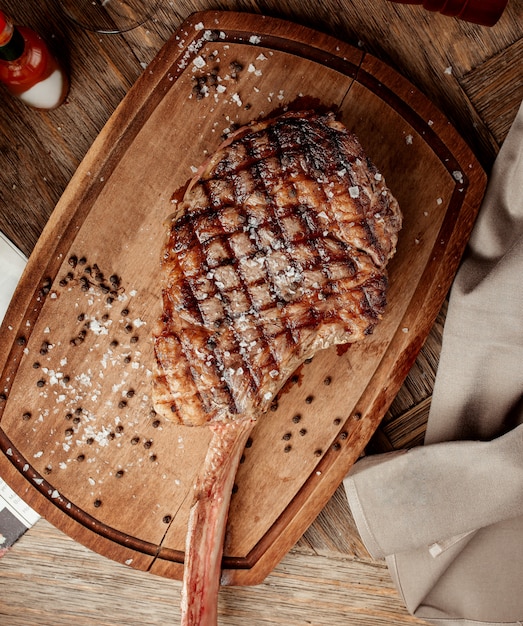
top-left (460, 38), bottom-right (523, 144)
top-left (0, 518), bottom-right (428, 626)
top-left (0, 0), bottom-right (521, 622)
top-left (1, 0), bottom-right (521, 255)
top-left (0, 10), bottom-right (487, 586)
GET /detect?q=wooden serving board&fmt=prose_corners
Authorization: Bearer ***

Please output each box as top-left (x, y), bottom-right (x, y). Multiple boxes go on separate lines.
top-left (0, 11), bottom-right (486, 586)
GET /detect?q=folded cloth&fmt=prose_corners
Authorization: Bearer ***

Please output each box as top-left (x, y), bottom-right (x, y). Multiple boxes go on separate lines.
top-left (344, 99), bottom-right (523, 626)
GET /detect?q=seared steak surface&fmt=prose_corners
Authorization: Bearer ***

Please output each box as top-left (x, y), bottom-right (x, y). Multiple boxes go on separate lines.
top-left (153, 110), bottom-right (401, 427)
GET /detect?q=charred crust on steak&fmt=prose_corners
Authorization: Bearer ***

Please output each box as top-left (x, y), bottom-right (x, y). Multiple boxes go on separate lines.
top-left (153, 110), bottom-right (402, 427)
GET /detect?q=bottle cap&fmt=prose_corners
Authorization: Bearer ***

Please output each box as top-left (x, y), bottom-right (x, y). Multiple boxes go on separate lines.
top-left (0, 12), bottom-right (24, 61)
top-left (456, 0), bottom-right (509, 26)
top-left (388, 0), bottom-right (508, 26)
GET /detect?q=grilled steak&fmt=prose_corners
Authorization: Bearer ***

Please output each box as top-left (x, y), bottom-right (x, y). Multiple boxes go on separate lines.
top-left (154, 110), bottom-right (401, 426)
top-left (152, 110), bottom-right (401, 625)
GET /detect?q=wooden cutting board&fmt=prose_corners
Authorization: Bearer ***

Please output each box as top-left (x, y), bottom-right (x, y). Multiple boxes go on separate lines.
top-left (0, 11), bottom-right (486, 586)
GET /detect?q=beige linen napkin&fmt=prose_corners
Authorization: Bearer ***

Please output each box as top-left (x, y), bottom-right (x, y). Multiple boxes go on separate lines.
top-left (344, 100), bottom-right (523, 626)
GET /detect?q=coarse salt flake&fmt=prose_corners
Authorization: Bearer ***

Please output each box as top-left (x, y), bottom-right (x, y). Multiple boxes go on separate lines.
top-left (349, 186), bottom-right (360, 198)
top-left (192, 55), bottom-right (206, 69)
top-left (76, 372), bottom-right (92, 387)
top-left (249, 35), bottom-right (261, 44)
top-left (89, 319), bottom-right (108, 335)
top-left (452, 170), bottom-right (464, 183)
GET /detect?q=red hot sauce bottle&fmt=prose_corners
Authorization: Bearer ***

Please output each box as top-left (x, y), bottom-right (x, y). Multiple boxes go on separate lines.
top-left (0, 10), bottom-right (69, 110)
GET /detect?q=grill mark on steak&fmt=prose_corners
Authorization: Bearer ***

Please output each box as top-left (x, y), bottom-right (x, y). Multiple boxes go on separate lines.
top-left (245, 129), bottom-right (307, 350)
top-left (201, 181), bottom-right (282, 401)
top-left (188, 198), bottom-right (261, 412)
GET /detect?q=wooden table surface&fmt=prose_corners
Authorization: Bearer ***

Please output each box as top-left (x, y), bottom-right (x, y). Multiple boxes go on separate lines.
top-left (0, 0), bottom-right (522, 624)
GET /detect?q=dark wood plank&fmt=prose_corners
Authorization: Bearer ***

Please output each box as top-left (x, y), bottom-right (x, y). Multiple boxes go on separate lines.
top-left (0, 518), bottom-right (429, 626)
top-left (460, 38), bottom-right (523, 144)
top-left (0, 1), bottom-right (141, 255)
